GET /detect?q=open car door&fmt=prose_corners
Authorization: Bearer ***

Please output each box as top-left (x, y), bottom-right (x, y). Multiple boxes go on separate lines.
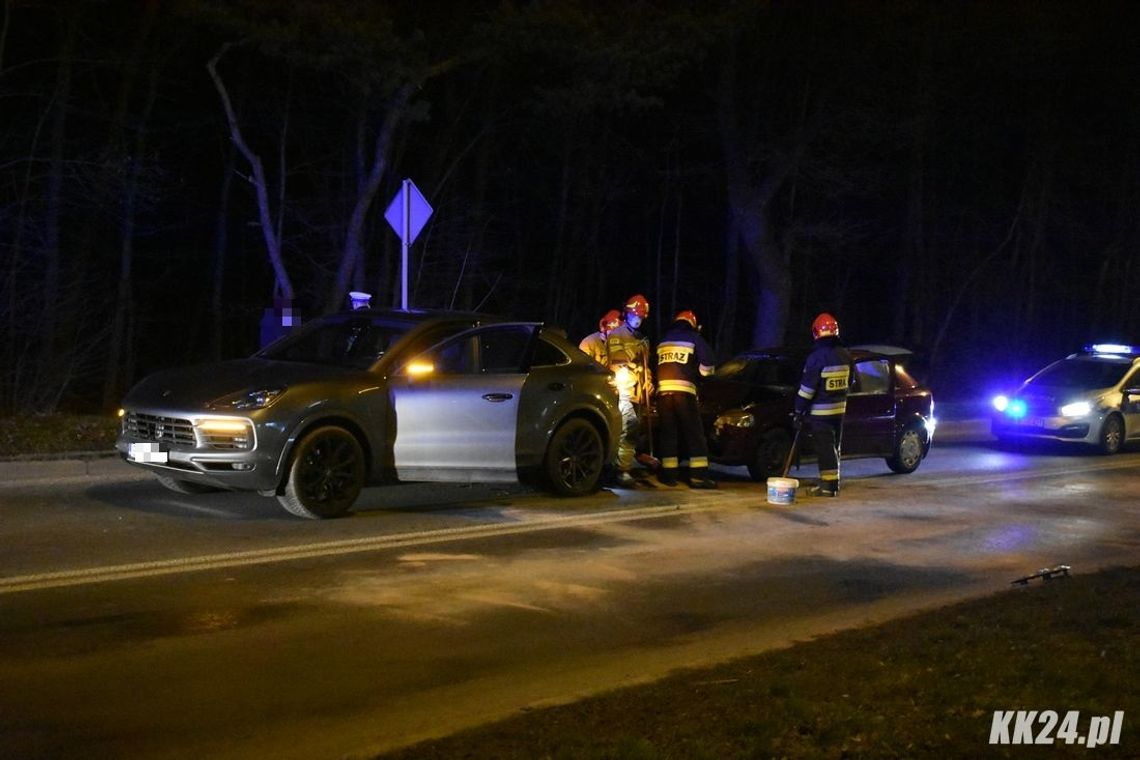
top-left (389, 324), bottom-right (538, 483)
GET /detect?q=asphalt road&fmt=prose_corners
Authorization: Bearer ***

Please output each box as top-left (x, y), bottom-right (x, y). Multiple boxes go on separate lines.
top-left (1, 425), bottom-right (1138, 759)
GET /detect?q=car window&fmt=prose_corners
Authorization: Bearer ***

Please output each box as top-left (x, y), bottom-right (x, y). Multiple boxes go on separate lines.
top-left (480, 326), bottom-right (535, 373)
top-left (419, 325), bottom-right (535, 375)
top-left (894, 364), bottom-right (920, 391)
top-left (259, 316), bottom-right (415, 369)
top-left (398, 322), bottom-right (476, 362)
top-left (1028, 358), bottom-right (1131, 389)
top-left (434, 335), bottom-right (478, 374)
top-left (715, 357), bottom-right (755, 382)
top-left (532, 337), bottom-right (569, 367)
top-left (852, 359), bottom-right (891, 395)
top-left (718, 356), bottom-right (799, 386)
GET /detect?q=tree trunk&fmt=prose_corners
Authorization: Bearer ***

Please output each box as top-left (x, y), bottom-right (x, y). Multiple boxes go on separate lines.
top-left (714, 210), bottom-right (740, 359)
top-left (327, 83), bottom-right (414, 312)
top-left (211, 144), bottom-right (236, 361)
top-left (0, 0), bottom-right (10, 74)
top-left (716, 46), bottom-right (792, 349)
top-left (102, 1), bottom-right (160, 409)
top-left (207, 43), bottom-right (294, 303)
top-left (34, 9), bottom-right (79, 411)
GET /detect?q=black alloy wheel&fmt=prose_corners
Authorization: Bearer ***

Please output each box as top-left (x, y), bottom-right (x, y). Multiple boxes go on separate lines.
top-left (545, 418), bottom-right (604, 496)
top-left (277, 426), bottom-right (365, 519)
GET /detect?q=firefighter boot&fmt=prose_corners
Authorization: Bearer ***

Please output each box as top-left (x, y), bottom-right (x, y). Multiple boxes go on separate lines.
top-left (613, 471), bottom-right (638, 489)
top-left (688, 468), bottom-right (717, 489)
top-left (810, 484), bottom-right (839, 497)
top-left (657, 467), bottom-right (679, 487)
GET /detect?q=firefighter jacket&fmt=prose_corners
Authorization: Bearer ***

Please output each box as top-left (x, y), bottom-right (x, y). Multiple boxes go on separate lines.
top-left (794, 337), bottom-right (852, 418)
top-left (578, 330), bottom-right (608, 365)
top-left (656, 322), bottom-right (716, 395)
top-left (606, 322), bottom-right (653, 403)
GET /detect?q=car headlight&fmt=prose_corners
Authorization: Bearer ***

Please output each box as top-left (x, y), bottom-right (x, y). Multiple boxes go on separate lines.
top-left (193, 417), bottom-right (255, 449)
top-left (1060, 400), bottom-right (1092, 417)
top-left (992, 395), bottom-right (1009, 412)
top-left (209, 387), bottom-right (286, 410)
top-left (714, 409), bottom-right (755, 430)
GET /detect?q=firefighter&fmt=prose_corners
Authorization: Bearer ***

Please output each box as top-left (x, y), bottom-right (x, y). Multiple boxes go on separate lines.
top-left (578, 309), bottom-right (621, 366)
top-left (655, 310), bottom-right (717, 488)
top-left (605, 294), bottom-right (654, 487)
top-left (793, 312), bottom-right (852, 497)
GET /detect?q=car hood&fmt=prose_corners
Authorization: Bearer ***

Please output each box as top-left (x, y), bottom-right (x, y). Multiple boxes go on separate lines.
top-left (123, 358), bottom-right (369, 410)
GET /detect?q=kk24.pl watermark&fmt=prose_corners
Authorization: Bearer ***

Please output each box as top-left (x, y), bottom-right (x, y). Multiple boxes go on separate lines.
top-left (990, 710), bottom-right (1124, 748)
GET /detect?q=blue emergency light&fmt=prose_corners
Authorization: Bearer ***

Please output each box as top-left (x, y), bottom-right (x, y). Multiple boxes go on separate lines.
top-left (992, 394), bottom-right (1027, 418)
top-left (1084, 343), bottom-right (1139, 356)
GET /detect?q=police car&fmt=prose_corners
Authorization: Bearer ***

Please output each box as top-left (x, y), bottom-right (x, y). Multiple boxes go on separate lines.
top-left (991, 344), bottom-right (1140, 454)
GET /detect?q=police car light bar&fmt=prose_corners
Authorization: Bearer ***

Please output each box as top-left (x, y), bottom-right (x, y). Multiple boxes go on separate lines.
top-left (1085, 343), bottom-right (1139, 355)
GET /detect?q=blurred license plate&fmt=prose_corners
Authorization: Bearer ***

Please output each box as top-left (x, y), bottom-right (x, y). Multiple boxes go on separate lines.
top-left (128, 442), bottom-right (168, 463)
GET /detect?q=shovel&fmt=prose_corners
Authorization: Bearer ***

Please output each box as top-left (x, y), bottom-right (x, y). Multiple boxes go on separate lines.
top-left (781, 426), bottom-right (802, 479)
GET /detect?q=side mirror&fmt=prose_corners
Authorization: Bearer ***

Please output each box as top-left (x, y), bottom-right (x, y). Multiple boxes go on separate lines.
top-left (402, 359), bottom-right (435, 378)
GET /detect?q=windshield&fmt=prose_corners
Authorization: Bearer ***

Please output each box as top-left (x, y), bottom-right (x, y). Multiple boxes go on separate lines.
top-left (1026, 358), bottom-right (1131, 390)
top-left (258, 315), bottom-right (418, 369)
top-left (717, 355), bottom-right (801, 386)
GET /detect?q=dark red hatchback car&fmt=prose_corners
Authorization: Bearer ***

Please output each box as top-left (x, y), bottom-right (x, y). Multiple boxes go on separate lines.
top-left (701, 347), bottom-right (935, 481)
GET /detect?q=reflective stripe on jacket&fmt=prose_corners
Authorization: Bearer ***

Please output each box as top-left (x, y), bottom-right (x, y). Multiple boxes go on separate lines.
top-left (655, 322), bottom-right (715, 396)
top-left (606, 322), bottom-right (652, 403)
top-left (794, 338), bottom-right (852, 417)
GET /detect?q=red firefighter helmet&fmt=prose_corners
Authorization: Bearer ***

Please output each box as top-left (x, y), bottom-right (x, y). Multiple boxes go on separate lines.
top-left (599, 309), bottom-right (621, 332)
top-left (674, 310), bottom-right (698, 330)
top-left (812, 312), bottom-right (840, 339)
top-left (624, 293), bottom-right (650, 319)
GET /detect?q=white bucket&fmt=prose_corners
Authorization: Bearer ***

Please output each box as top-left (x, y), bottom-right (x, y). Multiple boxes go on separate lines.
top-left (766, 477), bottom-right (798, 505)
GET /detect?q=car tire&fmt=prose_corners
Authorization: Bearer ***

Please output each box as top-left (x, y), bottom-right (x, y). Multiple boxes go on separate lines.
top-left (544, 418), bottom-right (604, 496)
top-left (1099, 414), bottom-right (1124, 455)
top-left (887, 423), bottom-right (925, 474)
top-left (277, 426), bottom-right (365, 519)
top-left (155, 474), bottom-right (220, 494)
top-left (747, 428), bottom-right (792, 482)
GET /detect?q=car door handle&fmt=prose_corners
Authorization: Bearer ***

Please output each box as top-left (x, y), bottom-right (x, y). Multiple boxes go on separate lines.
top-left (482, 393), bottom-right (514, 402)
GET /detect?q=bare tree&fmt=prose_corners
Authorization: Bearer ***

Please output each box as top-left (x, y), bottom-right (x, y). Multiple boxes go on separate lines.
top-left (715, 30), bottom-right (801, 349)
top-left (207, 42), bottom-right (294, 304)
top-left (327, 81), bottom-right (414, 312)
top-left (101, 0), bottom-right (161, 409)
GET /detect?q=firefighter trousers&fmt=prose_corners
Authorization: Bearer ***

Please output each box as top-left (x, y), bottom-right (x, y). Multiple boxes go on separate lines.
top-left (657, 392), bottom-right (709, 474)
top-left (807, 416), bottom-right (844, 493)
top-left (616, 396), bottom-right (642, 472)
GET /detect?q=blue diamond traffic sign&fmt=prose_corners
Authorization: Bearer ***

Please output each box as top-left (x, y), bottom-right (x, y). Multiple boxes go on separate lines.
top-left (384, 179), bottom-right (433, 245)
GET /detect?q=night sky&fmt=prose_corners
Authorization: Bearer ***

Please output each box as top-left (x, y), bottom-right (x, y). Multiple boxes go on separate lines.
top-left (1, 0), bottom-right (1138, 412)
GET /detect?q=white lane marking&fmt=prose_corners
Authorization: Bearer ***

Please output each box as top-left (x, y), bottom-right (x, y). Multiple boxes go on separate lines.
top-left (0, 499), bottom-right (733, 595)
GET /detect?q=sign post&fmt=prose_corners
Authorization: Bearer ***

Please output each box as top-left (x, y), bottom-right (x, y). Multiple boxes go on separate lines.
top-left (384, 178), bottom-right (433, 310)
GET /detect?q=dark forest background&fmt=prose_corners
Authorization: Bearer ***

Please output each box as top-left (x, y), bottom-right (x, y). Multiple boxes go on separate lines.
top-left (2, 0), bottom-right (1138, 414)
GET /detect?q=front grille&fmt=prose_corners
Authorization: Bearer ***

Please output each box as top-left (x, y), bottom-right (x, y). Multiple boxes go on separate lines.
top-left (124, 412), bottom-right (195, 447)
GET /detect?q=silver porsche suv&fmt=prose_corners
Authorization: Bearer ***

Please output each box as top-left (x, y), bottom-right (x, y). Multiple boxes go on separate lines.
top-left (116, 310), bottom-right (621, 518)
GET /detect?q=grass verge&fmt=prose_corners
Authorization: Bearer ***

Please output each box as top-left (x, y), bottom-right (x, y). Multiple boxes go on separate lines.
top-left (0, 414), bottom-right (119, 458)
top-left (379, 566), bottom-right (1138, 759)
